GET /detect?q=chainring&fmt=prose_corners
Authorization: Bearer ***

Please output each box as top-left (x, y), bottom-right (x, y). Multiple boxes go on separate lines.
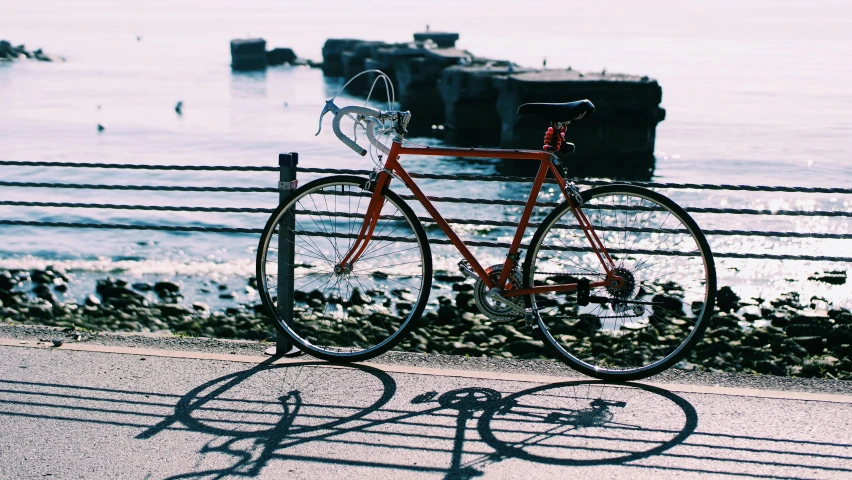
top-left (473, 264), bottom-right (524, 323)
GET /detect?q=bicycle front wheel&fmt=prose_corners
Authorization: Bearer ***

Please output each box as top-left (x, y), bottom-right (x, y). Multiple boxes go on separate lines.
top-left (524, 185), bottom-right (716, 380)
top-left (257, 175), bottom-right (432, 362)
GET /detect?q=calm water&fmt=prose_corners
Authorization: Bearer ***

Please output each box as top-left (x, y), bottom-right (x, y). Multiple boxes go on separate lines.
top-left (1, 0), bottom-right (850, 308)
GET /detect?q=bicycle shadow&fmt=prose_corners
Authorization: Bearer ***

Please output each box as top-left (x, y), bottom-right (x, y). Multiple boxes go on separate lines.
top-left (5, 358), bottom-right (850, 478)
top-left (409, 382), bottom-right (697, 479)
top-left (136, 360), bottom-right (397, 479)
top-left (137, 362), bottom-right (697, 480)
top-left (475, 381), bottom-right (698, 469)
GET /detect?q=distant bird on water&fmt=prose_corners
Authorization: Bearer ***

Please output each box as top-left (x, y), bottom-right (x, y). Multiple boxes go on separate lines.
top-left (136, 36), bottom-right (142, 42)
top-left (97, 124), bottom-right (105, 133)
top-left (175, 101), bottom-right (183, 115)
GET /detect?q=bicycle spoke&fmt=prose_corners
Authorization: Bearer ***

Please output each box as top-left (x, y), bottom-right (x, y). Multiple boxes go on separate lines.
top-left (528, 187), bottom-right (713, 379)
top-left (258, 178), bottom-right (429, 361)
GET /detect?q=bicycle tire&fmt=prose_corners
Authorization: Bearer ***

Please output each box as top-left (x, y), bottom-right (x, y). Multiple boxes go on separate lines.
top-left (523, 184), bottom-right (716, 380)
top-left (257, 175), bottom-right (432, 362)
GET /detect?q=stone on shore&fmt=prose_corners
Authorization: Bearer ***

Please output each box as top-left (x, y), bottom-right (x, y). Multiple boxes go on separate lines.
top-left (0, 268), bottom-right (849, 380)
top-left (154, 281), bottom-right (181, 296)
top-left (0, 40), bottom-right (64, 63)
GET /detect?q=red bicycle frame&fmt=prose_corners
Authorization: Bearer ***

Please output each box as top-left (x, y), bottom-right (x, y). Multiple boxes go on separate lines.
top-left (337, 139), bottom-right (622, 298)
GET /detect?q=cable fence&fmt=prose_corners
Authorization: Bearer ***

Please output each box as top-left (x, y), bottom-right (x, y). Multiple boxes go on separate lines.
top-left (1, 157), bottom-right (850, 263)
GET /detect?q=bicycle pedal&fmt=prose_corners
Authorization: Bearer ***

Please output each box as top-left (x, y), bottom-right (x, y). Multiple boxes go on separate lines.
top-left (530, 325), bottom-right (545, 341)
top-left (523, 307), bottom-right (538, 326)
top-left (457, 260), bottom-right (478, 280)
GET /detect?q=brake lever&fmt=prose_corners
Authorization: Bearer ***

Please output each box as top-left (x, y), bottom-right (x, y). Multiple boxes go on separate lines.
top-left (315, 99), bottom-right (340, 136)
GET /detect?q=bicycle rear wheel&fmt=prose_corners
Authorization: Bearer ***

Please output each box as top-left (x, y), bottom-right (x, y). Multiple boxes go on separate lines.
top-left (257, 175), bottom-right (432, 362)
top-left (524, 185), bottom-right (716, 380)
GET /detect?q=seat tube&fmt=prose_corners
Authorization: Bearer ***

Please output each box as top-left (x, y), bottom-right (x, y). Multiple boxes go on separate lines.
top-left (497, 159), bottom-right (551, 289)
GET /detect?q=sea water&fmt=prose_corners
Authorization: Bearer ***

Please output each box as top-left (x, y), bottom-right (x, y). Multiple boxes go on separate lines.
top-left (0, 0), bottom-right (850, 308)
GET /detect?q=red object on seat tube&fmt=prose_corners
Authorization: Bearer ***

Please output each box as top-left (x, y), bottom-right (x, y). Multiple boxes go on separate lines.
top-left (543, 124), bottom-right (567, 152)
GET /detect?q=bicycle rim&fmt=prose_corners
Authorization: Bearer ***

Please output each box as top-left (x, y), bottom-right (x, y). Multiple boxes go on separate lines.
top-left (525, 185), bottom-right (716, 380)
top-left (257, 175), bottom-right (432, 361)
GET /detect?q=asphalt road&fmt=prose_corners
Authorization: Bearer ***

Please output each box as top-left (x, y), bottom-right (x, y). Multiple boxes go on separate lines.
top-left (1, 339), bottom-right (851, 479)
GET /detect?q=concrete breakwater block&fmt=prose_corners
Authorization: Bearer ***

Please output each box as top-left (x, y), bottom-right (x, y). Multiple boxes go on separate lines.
top-left (231, 40), bottom-right (317, 71)
top-left (319, 33), bottom-right (665, 178)
top-left (341, 41), bottom-right (392, 94)
top-left (321, 33), bottom-right (464, 115)
top-left (364, 43), bottom-right (426, 98)
top-left (394, 47), bottom-right (472, 131)
top-left (439, 61), bottom-right (532, 145)
top-left (266, 47), bottom-right (297, 66)
top-left (321, 38), bottom-right (363, 76)
top-left (495, 69), bottom-right (666, 178)
top-left (230, 38), bottom-right (267, 71)
top-left (413, 31), bottom-right (460, 48)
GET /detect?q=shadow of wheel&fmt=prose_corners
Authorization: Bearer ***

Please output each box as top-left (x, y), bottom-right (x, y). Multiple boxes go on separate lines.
top-left (477, 380), bottom-right (697, 466)
top-left (140, 361), bottom-right (396, 440)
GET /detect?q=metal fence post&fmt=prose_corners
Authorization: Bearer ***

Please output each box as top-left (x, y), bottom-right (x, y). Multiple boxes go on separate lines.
top-left (264, 152), bottom-right (301, 357)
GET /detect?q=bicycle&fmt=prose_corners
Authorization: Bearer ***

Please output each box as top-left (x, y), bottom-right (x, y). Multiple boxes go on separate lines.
top-left (257, 78), bottom-right (716, 381)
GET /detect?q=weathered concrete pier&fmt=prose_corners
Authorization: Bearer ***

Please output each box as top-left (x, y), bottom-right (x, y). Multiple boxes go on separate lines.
top-left (321, 33), bottom-right (467, 131)
top-left (364, 43), bottom-right (424, 99)
top-left (230, 38), bottom-right (318, 71)
top-left (230, 38), bottom-right (267, 71)
top-left (395, 46), bottom-right (471, 131)
top-left (495, 69), bottom-right (665, 177)
top-left (320, 32), bottom-right (666, 178)
top-left (438, 61), bottom-right (533, 144)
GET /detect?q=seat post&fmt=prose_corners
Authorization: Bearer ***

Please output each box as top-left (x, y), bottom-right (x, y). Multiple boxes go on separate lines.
top-left (542, 121), bottom-right (568, 153)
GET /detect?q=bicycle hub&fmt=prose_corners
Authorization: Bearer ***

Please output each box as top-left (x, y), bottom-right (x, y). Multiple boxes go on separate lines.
top-left (334, 263), bottom-right (353, 275)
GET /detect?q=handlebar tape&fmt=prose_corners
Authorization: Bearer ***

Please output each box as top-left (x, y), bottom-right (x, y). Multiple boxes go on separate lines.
top-left (332, 105), bottom-right (382, 156)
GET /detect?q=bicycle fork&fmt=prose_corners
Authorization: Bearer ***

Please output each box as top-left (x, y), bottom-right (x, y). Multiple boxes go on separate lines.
top-left (336, 170), bottom-right (392, 272)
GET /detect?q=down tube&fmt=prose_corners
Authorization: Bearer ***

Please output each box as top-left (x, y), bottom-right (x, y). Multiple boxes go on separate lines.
top-left (390, 163), bottom-right (495, 289)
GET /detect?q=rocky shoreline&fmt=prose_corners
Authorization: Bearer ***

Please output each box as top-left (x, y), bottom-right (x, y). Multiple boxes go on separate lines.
top-left (0, 40), bottom-right (63, 63)
top-left (1, 267), bottom-right (849, 380)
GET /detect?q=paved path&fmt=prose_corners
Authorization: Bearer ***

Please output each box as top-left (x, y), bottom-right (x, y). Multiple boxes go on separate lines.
top-left (1, 340), bottom-right (851, 479)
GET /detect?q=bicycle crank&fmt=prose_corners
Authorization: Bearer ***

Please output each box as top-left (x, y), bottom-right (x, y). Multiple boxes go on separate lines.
top-left (472, 264), bottom-right (525, 323)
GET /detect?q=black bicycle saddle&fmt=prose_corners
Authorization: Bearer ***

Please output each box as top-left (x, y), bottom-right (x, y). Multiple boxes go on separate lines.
top-left (517, 100), bottom-right (595, 122)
